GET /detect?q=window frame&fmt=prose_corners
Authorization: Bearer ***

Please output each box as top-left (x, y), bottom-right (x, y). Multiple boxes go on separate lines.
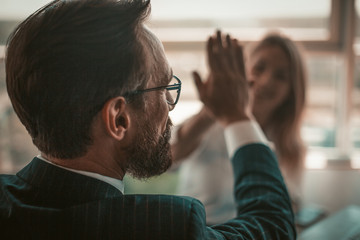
top-left (159, 0), bottom-right (358, 168)
top-left (0, 0), bottom-right (357, 169)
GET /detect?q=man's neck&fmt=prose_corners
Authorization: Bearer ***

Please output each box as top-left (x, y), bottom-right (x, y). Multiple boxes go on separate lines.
top-left (41, 151), bottom-right (126, 180)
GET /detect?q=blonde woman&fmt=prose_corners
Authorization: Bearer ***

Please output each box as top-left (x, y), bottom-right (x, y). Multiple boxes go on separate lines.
top-left (172, 33), bottom-right (307, 224)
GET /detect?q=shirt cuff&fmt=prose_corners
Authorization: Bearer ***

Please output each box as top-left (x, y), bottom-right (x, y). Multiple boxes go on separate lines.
top-left (223, 120), bottom-right (268, 157)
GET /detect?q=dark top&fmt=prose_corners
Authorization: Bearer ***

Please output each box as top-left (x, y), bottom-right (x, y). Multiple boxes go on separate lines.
top-left (0, 144), bottom-right (295, 239)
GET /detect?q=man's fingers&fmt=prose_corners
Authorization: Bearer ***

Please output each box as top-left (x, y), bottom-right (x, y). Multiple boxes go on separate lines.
top-left (226, 34), bottom-right (232, 48)
top-left (234, 40), bottom-right (246, 78)
top-left (226, 35), bottom-right (239, 71)
top-left (209, 31), bottom-right (235, 74)
top-left (216, 30), bottom-right (224, 51)
top-left (207, 37), bottom-right (220, 72)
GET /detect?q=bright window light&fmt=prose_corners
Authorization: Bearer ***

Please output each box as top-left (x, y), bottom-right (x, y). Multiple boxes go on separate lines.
top-left (150, 0), bottom-right (331, 41)
top-left (169, 100), bottom-right (202, 125)
top-left (306, 151), bottom-right (328, 169)
top-left (351, 152), bottom-right (360, 169)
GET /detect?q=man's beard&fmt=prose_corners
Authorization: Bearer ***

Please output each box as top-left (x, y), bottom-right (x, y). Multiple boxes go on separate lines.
top-left (126, 118), bottom-right (173, 180)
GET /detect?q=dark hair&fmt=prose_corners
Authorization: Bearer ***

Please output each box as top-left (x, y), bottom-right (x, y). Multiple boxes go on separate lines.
top-left (6, 0), bottom-right (151, 159)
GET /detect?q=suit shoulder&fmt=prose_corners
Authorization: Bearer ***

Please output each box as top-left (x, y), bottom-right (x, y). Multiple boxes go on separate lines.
top-left (120, 194), bottom-right (203, 210)
top-left (64, 194), bottom-right (207, 239)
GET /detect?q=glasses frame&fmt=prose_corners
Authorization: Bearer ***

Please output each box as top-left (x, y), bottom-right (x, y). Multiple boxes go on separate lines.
top-left (126, 75), bottom-right (182, 106)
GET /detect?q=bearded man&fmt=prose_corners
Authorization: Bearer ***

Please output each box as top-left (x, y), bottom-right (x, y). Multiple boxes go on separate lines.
top-left (0, 0), bottom-right (295, 239)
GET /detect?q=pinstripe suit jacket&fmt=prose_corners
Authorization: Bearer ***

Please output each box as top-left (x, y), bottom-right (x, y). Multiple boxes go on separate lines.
top-left (0, 144), bottom-right (296, 239)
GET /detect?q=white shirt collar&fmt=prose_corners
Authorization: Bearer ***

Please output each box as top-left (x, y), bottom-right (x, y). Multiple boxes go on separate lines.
top-left (36, 155), bottom-right (124, 194)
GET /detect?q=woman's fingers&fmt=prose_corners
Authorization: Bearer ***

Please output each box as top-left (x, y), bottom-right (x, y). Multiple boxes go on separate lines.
top-left (192, 71), bottom-right (205, 102)
top-left (233, 39), bottom-right (246, 78)
top-left (216, 30), bottom-right (224, 52)
top-left (226, 34), bottom-right (240, 72)
top-left (208, 30), bottom-right (243, 74)
top-left (207, 37), bottom-right (220, 72)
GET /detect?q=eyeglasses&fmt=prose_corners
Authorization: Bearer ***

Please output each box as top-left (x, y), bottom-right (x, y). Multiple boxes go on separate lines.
top-left (125, 75), bottom-right (181, 111)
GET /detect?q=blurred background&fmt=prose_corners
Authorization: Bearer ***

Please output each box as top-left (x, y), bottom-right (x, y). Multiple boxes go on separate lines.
top-left (0, 0), bottom-right (359, 218)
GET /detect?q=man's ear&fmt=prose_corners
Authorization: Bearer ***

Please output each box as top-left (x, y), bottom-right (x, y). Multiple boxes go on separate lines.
top-left (101, 96), bottom-right (130, 141)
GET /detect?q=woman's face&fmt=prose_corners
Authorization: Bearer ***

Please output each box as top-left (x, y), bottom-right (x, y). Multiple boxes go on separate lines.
top-left (247, 45), bottom-right (291, 127)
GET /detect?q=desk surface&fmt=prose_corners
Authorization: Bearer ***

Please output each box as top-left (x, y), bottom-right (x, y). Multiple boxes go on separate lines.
top-left (298, 205), bottom-right (360, 240)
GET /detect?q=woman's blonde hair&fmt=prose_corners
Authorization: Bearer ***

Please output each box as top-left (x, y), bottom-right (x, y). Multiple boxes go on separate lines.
top-left (250, 33), bottom-right (307, 173)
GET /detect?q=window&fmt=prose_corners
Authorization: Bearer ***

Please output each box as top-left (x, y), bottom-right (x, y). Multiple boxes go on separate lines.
top-left (0, 1), bottom-right (358, 184)
top-left (150, 0), bottom-right (331, 41)
top-left (351, 0), bottom-right (360, 168)
top-left (163, 0), bottom-right (354, 157)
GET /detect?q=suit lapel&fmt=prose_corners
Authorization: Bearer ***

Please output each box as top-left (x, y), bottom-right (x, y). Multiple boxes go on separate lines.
top-left (16, 157), bottom-right (123, 207)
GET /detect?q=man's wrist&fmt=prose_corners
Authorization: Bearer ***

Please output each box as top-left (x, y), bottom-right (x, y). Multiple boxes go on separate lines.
top-left (220, 116), bottom-right (251, 127)
top-left (223, 120), bottom-right (268, 157)
top-left (218, 111), bottom-right (253, 127)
